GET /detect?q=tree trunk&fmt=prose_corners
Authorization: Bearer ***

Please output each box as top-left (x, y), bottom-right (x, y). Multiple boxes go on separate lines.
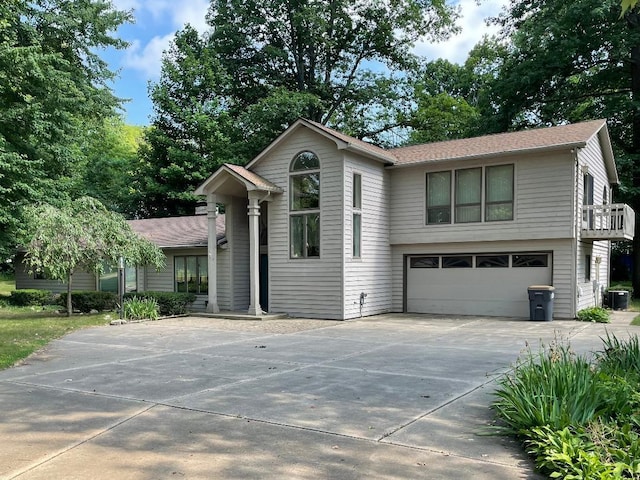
top-left (67, 271), bottom-right (73, 317)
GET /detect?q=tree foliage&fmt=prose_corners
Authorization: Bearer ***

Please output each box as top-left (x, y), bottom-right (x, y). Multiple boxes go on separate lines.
top-left (135, 25), bottom-right (236, 217)
top-left (82, 117), bottom-right (144, 214)
top-left (0, 0), bottom-right (131, 259)
top-left (134, 0), bottom-right (459, 216)
top-left (23, 197), bottom-right (165, 315)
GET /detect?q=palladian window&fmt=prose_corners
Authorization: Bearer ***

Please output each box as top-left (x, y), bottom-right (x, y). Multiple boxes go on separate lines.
top-left (290, 151), bottom-right (320, 258)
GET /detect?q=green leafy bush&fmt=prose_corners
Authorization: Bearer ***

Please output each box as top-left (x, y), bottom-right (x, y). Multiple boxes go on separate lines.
top-left (576, 306), bottom-right (610, 323)
top-left (58, 291), bottom-right (118, 313)
top-left (493, 341), bottom-right (607, 434)
top-left (123, 296), bottom-right (159, 321)
top-left (494, 334), bottom-right (640, 479)
top-left (123, 291), bottom-right (195, 316)
top-left (9, 289), bottom-right (54, 306)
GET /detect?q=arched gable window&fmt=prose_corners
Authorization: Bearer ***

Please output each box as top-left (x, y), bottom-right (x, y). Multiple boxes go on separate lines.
top-left (290, 151), bottom-right (320, 258)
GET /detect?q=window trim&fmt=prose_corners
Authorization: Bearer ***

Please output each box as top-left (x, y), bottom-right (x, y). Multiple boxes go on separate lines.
top-left (455, 167), bottom-right (482, 223)
top-left (289, 151), bottom-right (321, 259)
top-left (485, 164), bottom-right (514, 222)
top-left (352, 172), bottom-right (362, 258)
top-left (174, 255), bottom-right (208, 294)
top-left (425, 164), bottom-right (515, 225)
top-left (426, 170), bottom-right (452, 225)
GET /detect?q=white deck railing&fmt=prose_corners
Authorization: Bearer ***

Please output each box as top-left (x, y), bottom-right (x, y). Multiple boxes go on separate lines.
top-left (582, 203), bottom-right (635, 240)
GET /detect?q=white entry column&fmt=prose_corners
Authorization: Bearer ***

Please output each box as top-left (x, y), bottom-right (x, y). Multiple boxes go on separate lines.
top-left (206, 193), bottom-right (220, 313)
top-left (247, 191), bottom-right (263, 315)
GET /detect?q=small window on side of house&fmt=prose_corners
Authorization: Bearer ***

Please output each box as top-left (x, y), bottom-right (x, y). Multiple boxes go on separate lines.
top-left (585, 255), bottom-right (591, 282)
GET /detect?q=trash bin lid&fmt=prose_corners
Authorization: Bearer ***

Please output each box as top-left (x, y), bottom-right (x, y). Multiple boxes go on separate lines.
top-left (528, 285), bottom-right (555, 291)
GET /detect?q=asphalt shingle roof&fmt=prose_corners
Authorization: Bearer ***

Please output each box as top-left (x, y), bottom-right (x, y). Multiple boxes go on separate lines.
top-left (388, 120), bottom-right (606, 166)
top-left (128, 214), bottom-right (225, 249)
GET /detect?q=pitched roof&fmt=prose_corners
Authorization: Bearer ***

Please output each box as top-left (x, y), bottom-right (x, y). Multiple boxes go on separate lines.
top-left (303, 119), bottom-right (396, 164)
top-left (223, 164), bottom-right (283, 192)
top-left (128, 215), bottom-right (225, 249)
top-left (389, 119), bottom-right (607, 166)
top-left (194, 163), bottom-right (283, 196)
top-left (246, 118), bottom-right (396, 169)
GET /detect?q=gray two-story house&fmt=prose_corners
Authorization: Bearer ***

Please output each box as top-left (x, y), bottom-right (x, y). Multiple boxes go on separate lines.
top-left (195, 118), bottom-right (634, 320)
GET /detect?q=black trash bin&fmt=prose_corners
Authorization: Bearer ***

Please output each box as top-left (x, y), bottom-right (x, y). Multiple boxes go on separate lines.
top-left (527, 285), bottom-right (555, 321)
top-left (608, 290), bottom-right (629, 310)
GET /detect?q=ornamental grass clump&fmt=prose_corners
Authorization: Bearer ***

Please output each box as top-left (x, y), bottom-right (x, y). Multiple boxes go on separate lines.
top-left (493, 334), bottom-right (640, 479)
top-left (493, 340), bottom-right (606, 434)
top-left (123, 296), bottom-right (159, 321)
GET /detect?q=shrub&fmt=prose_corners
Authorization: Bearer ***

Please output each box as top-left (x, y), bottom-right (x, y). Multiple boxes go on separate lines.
top-left (493, 341), bottom-right (607, 434)
top-left (123, 296), bottom-right (159, 321)
top-left (576, 306), bottom-right (610, 323)
top-left (9, 289), bottom-right (54, 306)
top-left (58, 291), bottom-right (118, 313)
top-left (123, 291), bottom-right (196, 316)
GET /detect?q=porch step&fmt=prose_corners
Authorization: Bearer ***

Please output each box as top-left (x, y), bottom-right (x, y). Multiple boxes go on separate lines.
top-left (195, 311), bottom-right (289, 321)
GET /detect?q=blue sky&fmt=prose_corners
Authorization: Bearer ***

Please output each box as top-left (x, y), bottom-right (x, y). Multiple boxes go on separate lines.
top-left (104, 0), bottom-right (508, 126)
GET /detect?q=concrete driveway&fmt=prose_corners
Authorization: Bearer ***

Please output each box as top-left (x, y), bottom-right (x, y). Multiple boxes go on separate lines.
top-left (1, 312), bottom-right (637, 479)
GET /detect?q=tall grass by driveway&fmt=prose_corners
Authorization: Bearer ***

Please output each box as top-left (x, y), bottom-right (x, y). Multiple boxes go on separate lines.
top-left (493, 334), bottom-right (640, 478)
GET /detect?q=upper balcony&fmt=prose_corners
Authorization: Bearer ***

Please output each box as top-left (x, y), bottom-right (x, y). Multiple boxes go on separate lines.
top-left (582, 203), bottom-right (635, 241)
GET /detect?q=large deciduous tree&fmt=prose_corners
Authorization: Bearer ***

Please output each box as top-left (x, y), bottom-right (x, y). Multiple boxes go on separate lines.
top-left (0, 0), bottom-right (131, 259)
top-left (135, 0), bottom-right (459, 216)
top-left (23, 197), bottom-right (165, 316)
top-left (135, 25), bottom-right (236, 217)
top-left (206, 0), bottom-right (458, 141)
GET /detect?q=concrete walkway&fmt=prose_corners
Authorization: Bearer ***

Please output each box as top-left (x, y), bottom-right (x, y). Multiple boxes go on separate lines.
top-left (1, 312), bottom-right (638, 479)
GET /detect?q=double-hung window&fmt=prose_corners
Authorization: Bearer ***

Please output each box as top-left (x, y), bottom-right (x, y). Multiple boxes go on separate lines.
top-left (485, 165), bottom-right (514, 221)
top-left (352, 173), bottom-right (362, 258)
top-left (290, 151), bottom-right (320, 258)
top-left (426, 171), bottom-right (451, 224)
top-left (455, 168), bottom-right (481, 223)
top-left (426, 164), bottom-right (514, 224)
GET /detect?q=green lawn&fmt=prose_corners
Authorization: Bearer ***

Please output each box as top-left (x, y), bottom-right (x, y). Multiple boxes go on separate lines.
top-left (0, 273), bottom-right (112, 369)
top-left (0, 307), bottom-right (112, 370)
top-left (0, 273), bottom-right (14, 296)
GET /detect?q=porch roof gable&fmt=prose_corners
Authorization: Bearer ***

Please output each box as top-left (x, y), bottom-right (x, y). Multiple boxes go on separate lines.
top-left (195, 163), bottom-right (283, 196)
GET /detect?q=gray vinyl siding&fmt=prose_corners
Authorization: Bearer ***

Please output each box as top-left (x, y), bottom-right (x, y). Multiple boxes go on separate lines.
top-left (389, 151), bottom-right (576, 245)
top-left (343, 154), bottom-right (392, 319)
top-left (251, 128), bottom-right (344, 319)
top-left (14, 253), bottom-right (96, 293)
top-left (226, 196), bottom-right (250, 311)
top-left (143, 247), bottom-right (208, 312)
top-left (575, 134), bottom-right (615, 311)
top-left (217, 245), bottom-right (231, 311)
top-left (391, 239), bottom-right (575, 319)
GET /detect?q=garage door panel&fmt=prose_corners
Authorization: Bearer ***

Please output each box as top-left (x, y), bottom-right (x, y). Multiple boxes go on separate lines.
top-left (407, 254), bottom-right (551, 318)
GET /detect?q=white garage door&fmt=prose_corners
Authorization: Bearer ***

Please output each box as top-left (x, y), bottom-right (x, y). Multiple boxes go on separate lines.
top-left (406, 252), bottom-right (552, 317)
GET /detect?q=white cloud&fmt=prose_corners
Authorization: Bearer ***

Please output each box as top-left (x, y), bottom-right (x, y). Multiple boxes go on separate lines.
top-left (118, 0), bottom-right (210, 80)
top-left (413, 0), bottom-right (509, 64)
top-left (122, 33), bottom-right (175, 80)
top-left (110, 0), bottom-right (141, 12)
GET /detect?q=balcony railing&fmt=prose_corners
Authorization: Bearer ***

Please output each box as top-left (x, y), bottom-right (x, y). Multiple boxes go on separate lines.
top-left (582, 203), bottom-right (635, 241)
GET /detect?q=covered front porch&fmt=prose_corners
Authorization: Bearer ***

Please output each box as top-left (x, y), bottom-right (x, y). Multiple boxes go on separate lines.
top-left (195, 164), bottom-right (283, 316)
